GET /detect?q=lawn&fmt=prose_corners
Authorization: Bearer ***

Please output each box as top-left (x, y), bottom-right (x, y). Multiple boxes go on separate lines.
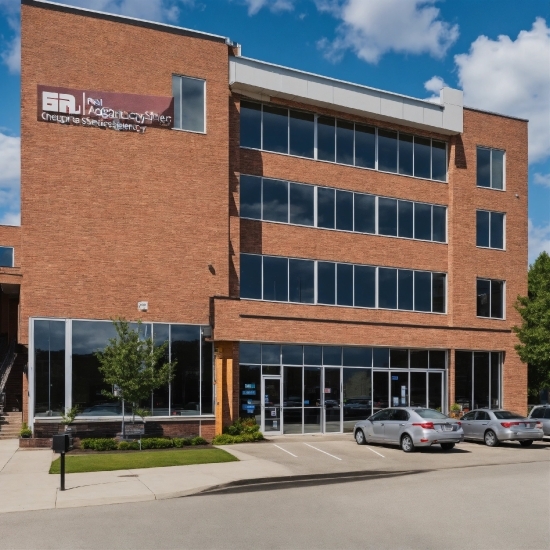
top-left (49, 448), bottom-right (238, 474)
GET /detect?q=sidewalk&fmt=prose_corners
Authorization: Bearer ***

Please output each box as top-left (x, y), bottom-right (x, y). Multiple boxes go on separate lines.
top-left (0, 440), bottom-right (293, 514)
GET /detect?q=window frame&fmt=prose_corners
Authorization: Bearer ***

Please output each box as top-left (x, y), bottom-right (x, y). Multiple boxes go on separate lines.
top-left (476, 278), bottom-right (506, 320)
top-left (476, 146), bottom-right (506, 191)
top-left (172, 74), bottom-right (207, 134)
top-left (476, 210), bottom-right (506, 250)
top-left (0, 246), bottom-right (14, 267)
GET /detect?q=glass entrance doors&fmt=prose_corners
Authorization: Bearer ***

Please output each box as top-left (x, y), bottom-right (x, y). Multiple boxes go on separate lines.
top-left (324, 367), bottom-right (342, 432)
top-left (261, 377), bottom-right (282, 434)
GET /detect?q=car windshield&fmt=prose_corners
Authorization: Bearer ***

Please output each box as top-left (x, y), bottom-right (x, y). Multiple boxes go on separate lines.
top-left (493, 410), bottom-right (525, 420)
top-left (413, 408), bottom-right (449, 419)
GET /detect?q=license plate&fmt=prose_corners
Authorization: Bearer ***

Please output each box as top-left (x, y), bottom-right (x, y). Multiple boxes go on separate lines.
top-left (443, 425), bottom-right (452, 431)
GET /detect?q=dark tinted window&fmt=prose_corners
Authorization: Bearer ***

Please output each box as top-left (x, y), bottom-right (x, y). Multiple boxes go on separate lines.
top-left (410, 350), bottom-right (429, 369)
top-left (373, 348), bottom-right (390, 368)
top-left (371, 409), bottom-right (391, 421)
top-left (240, 101), bottom-right (261, 149)
top-left (492, 150), bottom-right (504, 190)
top-left (317, 262), bottom-right (336, 304)
top-left (354, 193), bottom-right (375, 234)
top-left (491, 280), bottom-right (504, 319)
top-left (475, 411), bottom-right (490, 421)
top-left (354, 265), bottom-right (376, 308)
top-left (477, 279), bottom-right (491, 317)
top-left (398, 134), bottom-right (413, 176)
top-left (289, 183), bottom-right (314, 226)
top-left (432, 206), bottom-right (446, 242)
top-left (477, 147), bottom-right (491, 188)
top-left (282, 345), bottom-right (303, 365)
top-left (337, 263), bottom-right (353, 306)
top-left (414, 136), bottom-right (431, 179)
top-left (240, 175), bottom-right (261, 219)
top-left (323, 346), bottom-right (342, 365)
top-left (337, 120), bottom-right (354, 165)
top-left (240, 343), bottom-right (261, 364)
top-left (262, 344), bottom-right (280, 364)
top-left (461, 411), bottom-right (476, 420)
top-left (398, 201), bottom-right (413, 238)
top-left (355, 124), bottom-right (375, 168)
top-left (317, 187), bottom-right (335, 229)
top-left (317, 116), bottom-right (335, 162)
top-left (336, 190), bottom-right (353, 231)
top-left (262, 178), bottom-right (288, 223)
top-left (390, 349), bottom-right (408, 368)
top-left (240, 254), bottom-right (262, 299)
top-left (289, 259), bottom-right (314, 303)
top-left (490, 212), bottom-right (504, 249)
top-left (379, 197), bottom-right (397, 236)
top-left (414, 271), bottom-right (432, 312)
top-left (476, 210), bottom-right (490, 247)
top-left (493, 411), bottom-right (524, 420)
top-left (378, 129), bottom-right (398, 173)
top-left (414, 203), bottom-right (432, 241)
top-left (343, 347), bottom-right (372, 367)
top-left (413, 408), bottom-right (448, 419)
top-left (263, 256), bottom-right (288, 301)
top-left (545, 409), bottom-right (550, 419)
top-left (289, 110), bottom-right (314, 158)
top-left (393, 409), bottom-right (410, 421)
top-left (432, 273), bottom-right (446, 313)
top-left (398, 269), bottom-right (413, 310)
top-left (379, 268), bottom-right (397, 309)
top-left (0, 247), bottom-right (13, 267)
top-left (304, 346), bottom-right (322, 365)
top-left (432, 141), bottom-right (447, 181)
top-left (429, 350), bottom-right (446, 369)
top-left (263, 105), bottom-right (288, 154)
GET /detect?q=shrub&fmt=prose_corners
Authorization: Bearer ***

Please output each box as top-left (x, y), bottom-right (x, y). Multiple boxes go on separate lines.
top-left (140, 437), bottom-right (173, 450)
top-left (117, 440), bottom-right (140, 451)
top-left (223, 417), bottom-right (261, 437)
top-left (172, 437), bottom-right (192, 448)
top-left (81, 438), bottom-right (118, 451)
top-left (190, 436), bottom-right (207, 446)
top-left (20, 423), bottom-right (32, 439)
top-left (212, 431), bottom-right (264, 445)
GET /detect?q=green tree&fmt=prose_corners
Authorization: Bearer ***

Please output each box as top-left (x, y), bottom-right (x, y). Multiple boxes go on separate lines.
top-left (514, 251), bottom-right (550, 401)
top-left (95, 319), bottom-right (175, 436)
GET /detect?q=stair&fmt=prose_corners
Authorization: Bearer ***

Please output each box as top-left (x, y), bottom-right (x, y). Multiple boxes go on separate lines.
top-left (0, 411), bottom-right (23, 440)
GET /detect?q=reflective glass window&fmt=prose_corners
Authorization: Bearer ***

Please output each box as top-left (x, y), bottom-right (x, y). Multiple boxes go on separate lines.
top-left (414, 136), bottom-right (431, 179)
top-left (378, 197), bottom-right (397, 236)
top-left (240, 343), bottom-right (261, 364)
top-left (337, 120), bottom-right (354, 165)
top-left (263, 256), bottom-right (288, 302)
top-left (343, 347), bottom-right (372, 367)
top-left (171, 325), bottom-right (201, 415)
top-left (491, 280), bottom-right (504, 319)
top-left (284, 366), bottom-right (303, 407)
top-left (429, 350), bottom-right (446, 369)
top-left (151, 324), bottom-right (170, 416)
top-left (455, 351), bottom-right (472, 410)
top-left (355, 124), bottom-right (375, 169)
top-left (262, 344), bottom-right (281, 364)
top-left (240, 254), bottom-right (262, 299)
top-left (476, 210), bottom-right (490, 247)
top-left (354, 265), bottom-right (376, 308)
top-left (289, 259), bottom-right (314, 303)
top-left (390, 348), bottom-right (408, 368)
top-left (432, 273), bottom-right (446, 313)
top-left (473, 352), bottom-right (490, 409)
top-left (432, 141), bottom-right (447, 182)
top-left (262, 178), bottom-right (288, 223)
top-left (379, 267), bottom-right (397, 309)
top-left (477, 147), bottom-right (491, 188)
top-left (336, 190), bottom-right (353, 231)
top-left (289, 110), bottom-right (314, 158)
top-left (323, 347), bottom-right (342, 366)
top-left (240, 101), bottom-right (261, 149)
top-left (173, 76), bottom-right (205, 133)
top-left (263, 105), bottom-right (288, 154)
top-left (0, 247), bottom-right (13, 267)
top-left (317, 262), bottom-right (336, 305)
top-left (239, 365), bottom-right (261, 420)
top-left (410, 372), bottom-right (427, 407)
top-left (414, 271), bottom-right (432, 312)
top-left (354, 193), bottom-right (375, 234)
top-left (492, 150), bottom-right (504, 190)
top-left (373, 348), bottom-right (390, 369)
top-left (317, 187), bottom-right (335, 229)
top-left (304, 346), bottom-right (322, 365)
top-left (398, 134), bottom-right (413, 176)
top-left (343, 368), bottom-right (372, 430)
top-left (240, 175), bottom-right (261, 219)
top-left (428, 372), bottom-right (442, 410)
top-left (282, 345), bottom-right (303, 365)
top-left (477, 279), bottom-right (491, 317)
top-left (337, 263), bottom-right (354, 306)
top-left (317, 116), bottom-right (335, 162)
top-left (410, 350), bottom-right (429, 369)
top-left (490, 353), bottom-right (500, 408)
top-left (304, 367), bottom-right (321, 407)
top-left (414, 203), bottom-right (432, 241)
top-left (398, 269), bottom-right (413, 310)
top-left (432, 206), bottom-right (446, 242)
top-left (378, 129), bottom-right (398, 173)
top-left (398, 201), bottom-right (413, 238)
top-left (289, 183), bottom-right (314, 226)
top-left (490, 212), bottom-right (504, 249)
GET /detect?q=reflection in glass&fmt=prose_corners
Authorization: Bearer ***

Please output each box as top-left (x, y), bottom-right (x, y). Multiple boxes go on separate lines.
top-left (336, 190), bottom-right (353, 231)
top-left (343, 368), bottom-right (372, 431)
top-left (490, 353), bottom-right (500, 408)
top-left (201, 339), bottom-right (213, 414)
top-left (410, 372), bottom-right (427, 407)
top-left (492, 150), bottom-right (504, 190)
top-left (432, 206), bottom-right (446, 242)
top-left (379, 268), bottom-right (397, 309)
top-left (373, 348), bottom-right (390, 369)
top-left (283, 408), bottom-right (302, 434)
top-left (414, 271), bottom-right (432, 312)
top-left (304, 408), bottom-right (322, 433)
top-left (240, 254), bottom-right (262, 299)
top-left (284, 367), bottom-right (303, 407)
top-left (491, 280), bottom-right (504, 319)
top-left (415, 203), bottom-right (432, 241)
top-left (336, 120), bottom-right (354, 165)
top-left (390, 371), bottom-right (408, 407)
top-left (343, 347), bottom-right (372, 367)
top-left (324, 367), bottom-right (341, 432)
top-left (373, 371), bottom-right (389, 412)
top-left (323, 347), bottom-right (342, 366)
top-left (171, 325), bottom-right (200, 416)
top-left (398, 269), bottom-right (413, 311)
top-left (354, 193), bottom-right (375, 234)
top-left (429, 350), bottom-right (446, 369)
top-left (240, 343), bottom-right (261, 364)
top-left (317, 116), bottom-right (335, 162)
top-left (390, 349), bottom-right (408, 369)
top-left (473, 352), bottom-right (490, 409)
top-left (477, 279), bottom-right (491, 317)
top-left (240, 175), bottom-right (262, 220)
top-left (378, 129), bottom-right (398, 173)
top-left (432, 273), bottom-right (446, 313)
top-left (317, 187), bottom-right (335, 229)
top-left (490, 212), bottom-right (504, 249)
top-left (262, 179), bottom-right (288, 223)
top-left (378, 198), bottom-right (397, 236)
top-left (476, 210), bottom-right (490, 247)
top-left (455, 351), bottom-right (472, 410)
top-left (282, 345), bottom-right (303, 365)
top-left (317, 262), bottom-right (336, 305)
top-left (304, 346), bottom-right (322, 365)
top-left (432, 141), bottom-right (447, 182)
top-left (240, 101), bottom-right (261, 149)
top-left (289, 110), bottom-right (314, 158)
top-left (263, 256), bottom-right (288, 302)
top-left (289, 259), bottom-right (314, 303)
top-left (398, 134), bottom-right (413, 176)
top-left (304, 367), bottom-right (321, 407)
top-left (289, 183), bottom-right (314, 226)
top-left (354, 265), bottom-right (376, 308)
top-left (239, 365), bottom-right (261, 423)
top-left (263, 105), bottom-right (288, 154)
top-left (151, 323), bottom-right (170, 416)
top-left (414, 136), bottom-right (431, 179)
top-left (355, 124), bottom-right (375, 168)
top-left (428, 372), bottom-right (442, 410)
top-left (398, 201), bottom-right (413, 238)
top-left (337, 263), bottom-right (353, 306)
top-left (477, 147), bottom-right (491, 188)
top-left (262, 344), bottom-right (280, 365)
top-left (410, 350), bottom-right (429, 369)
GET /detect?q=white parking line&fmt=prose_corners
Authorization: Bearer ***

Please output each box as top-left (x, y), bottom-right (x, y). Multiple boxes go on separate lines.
top-left (365, 446), bottom-right (385, 458)
top-left (273, 444), bottom-right (298, 457)
top-left (304, 443), bottom-right (342, 461)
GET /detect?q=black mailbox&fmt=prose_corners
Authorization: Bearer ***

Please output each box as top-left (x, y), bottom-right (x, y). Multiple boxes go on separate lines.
top-left (52, 434), bottom-right (71, 453)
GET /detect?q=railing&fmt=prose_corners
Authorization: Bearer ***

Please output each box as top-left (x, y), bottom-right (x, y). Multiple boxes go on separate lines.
top-left (0, 339), bottom-right (17, 400)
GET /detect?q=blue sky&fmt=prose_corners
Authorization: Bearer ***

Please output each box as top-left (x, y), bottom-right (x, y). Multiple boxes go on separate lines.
top-left (0, 0), bottom-right (549, 262)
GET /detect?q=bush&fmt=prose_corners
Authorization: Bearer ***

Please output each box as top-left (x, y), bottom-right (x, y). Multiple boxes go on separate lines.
top-left (172, 437), bottom-right (192, 448)
top-left (223, 418), bottom-right (262, 437)
top-left (117, 440), bottom-right (140, 451)
top-left (140, 437), bottom-right (173, 450)
top-left (81, 438), bottom-right (118, 451)
top-left (20, 423), bottom-right (32, 439)
top-left (190, 436), bottom-right (207, 446)
top-left (212, 431), bottom-right (264, 445)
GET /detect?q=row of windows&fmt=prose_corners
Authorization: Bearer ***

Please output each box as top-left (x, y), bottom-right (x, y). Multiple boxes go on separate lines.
top-left (241, 175), bottom-right (447, 243)
top-left (240, 342), bottom-right (447, 369)
top-left (477, 147), bottom-right (505, 190)
top-left (240, 101), bottom-right (448, 182)
top-left (476, 210), bottom-right (505, 250)
top-left (477, 279), bottom-right (504, 319)
top-left (241, 253), bottom-right (446, 313)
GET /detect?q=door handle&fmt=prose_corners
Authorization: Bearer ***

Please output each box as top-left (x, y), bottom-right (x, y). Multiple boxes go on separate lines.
top-left (481, 422), bottom-right (488, 425)
top-left (399, 423), bottom-right (405, 426)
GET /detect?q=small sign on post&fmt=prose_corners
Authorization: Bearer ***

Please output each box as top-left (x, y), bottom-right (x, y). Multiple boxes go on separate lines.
top-left (52, 434), bottom-right (71, 491)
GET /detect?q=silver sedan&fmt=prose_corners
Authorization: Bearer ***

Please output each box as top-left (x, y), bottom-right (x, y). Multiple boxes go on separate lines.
top-left (460, 409), bottom-right (543, 447)
top-left (354, 407), bottom-right (464, 452)
top-left (527, 405), bottom-right (550, 436)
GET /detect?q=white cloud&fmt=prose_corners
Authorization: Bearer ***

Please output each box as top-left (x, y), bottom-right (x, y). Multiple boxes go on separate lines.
top-left (423, 75), bottom-right (448, 103)
top-left (0, 132), bottom-right (20, 227)
top-left (529, 219), bottom-right (550, 264)
top-left (315, 0), bottom-right (459, 64)
top-left (242, 0), bottom-right (295, 16)
top-left (0, 0), bottom-right (20, 74)
top-left (533, 172), bottom-right (550, 188)
top-left (0, 211), bottom-right (19, 226)
top-left (455, 18), bottom-right (550, 165)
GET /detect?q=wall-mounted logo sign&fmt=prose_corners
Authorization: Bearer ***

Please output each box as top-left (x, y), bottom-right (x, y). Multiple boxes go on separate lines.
top-left (37, 85), bottom-right (174, 134)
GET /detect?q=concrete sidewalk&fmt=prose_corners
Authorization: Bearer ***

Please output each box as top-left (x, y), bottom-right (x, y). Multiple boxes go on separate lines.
top-left (0, 441), bottom-right (293, 514)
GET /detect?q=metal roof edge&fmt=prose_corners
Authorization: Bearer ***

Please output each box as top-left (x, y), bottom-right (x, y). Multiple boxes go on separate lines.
top-left (464, 106), bottom-right (528, 123)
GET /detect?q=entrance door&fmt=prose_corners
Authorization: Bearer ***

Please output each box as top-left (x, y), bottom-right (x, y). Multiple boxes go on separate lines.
top-left (390, 372), bottom-right (409, 407)
top-left (262, 377), bottom-right (282, 435)
top-left (324, 368), bottom-right (342, 432)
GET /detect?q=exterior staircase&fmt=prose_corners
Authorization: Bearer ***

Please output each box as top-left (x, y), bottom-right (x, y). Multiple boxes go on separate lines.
top-left (0, 411), bottom-right (22, 440)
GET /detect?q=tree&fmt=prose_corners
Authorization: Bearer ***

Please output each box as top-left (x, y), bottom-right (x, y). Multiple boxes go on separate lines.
top-left (95, 319), bottom-right (176, 437)
top-left (514, 251), bottom-right (550, 401)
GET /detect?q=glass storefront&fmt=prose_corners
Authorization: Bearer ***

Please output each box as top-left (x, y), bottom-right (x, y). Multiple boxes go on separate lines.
top-left (455, 351), bottom-right (501, 410)
top-left (31, 318), bottom-right (214, 418)
top-left (239, 343), bottom-right (448, 434)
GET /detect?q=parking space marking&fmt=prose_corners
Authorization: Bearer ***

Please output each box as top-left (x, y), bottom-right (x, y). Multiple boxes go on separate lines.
top-left (273, 444), bottom-right (298, 457)
top-left (365, 446), bottom-right (385, 458)
top-left (304, 443), bottom-right (342, 461)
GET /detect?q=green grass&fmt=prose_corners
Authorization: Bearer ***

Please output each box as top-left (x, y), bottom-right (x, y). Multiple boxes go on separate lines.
top-left (49, 448), bottom-right (238, 474)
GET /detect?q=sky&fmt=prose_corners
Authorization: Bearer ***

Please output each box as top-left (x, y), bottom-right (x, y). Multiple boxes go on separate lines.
top-left (0, 0), bottom-right (549, 263)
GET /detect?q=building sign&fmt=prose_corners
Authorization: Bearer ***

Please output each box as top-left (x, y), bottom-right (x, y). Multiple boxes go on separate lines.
top-left (37, 85), bottom-right (174, 134)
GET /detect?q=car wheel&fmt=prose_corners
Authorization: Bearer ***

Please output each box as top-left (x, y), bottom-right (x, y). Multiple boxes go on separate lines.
top-left (440, 443), bottom-right (455, 451)
top-left (484, 430), bottom-right (499, 447)
top-left (355, 429), bottom-right (366, 445)
top-left (400, 434), bottom-right (415, 453)
top-left (519, 440), bottom-right (533, 447)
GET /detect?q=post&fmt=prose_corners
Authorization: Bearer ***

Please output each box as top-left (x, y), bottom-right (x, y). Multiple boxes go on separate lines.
top-left (60, 452), bottom-right (65, 491)
top-left (122, 398), bottom-right (125, 439)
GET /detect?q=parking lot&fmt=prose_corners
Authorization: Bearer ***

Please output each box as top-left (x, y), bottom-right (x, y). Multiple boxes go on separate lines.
top-left (227, 434), bottom-right (550, 478)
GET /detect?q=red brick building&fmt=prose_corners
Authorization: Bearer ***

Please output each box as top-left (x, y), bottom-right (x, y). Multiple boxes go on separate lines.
top-left (0, 0), bottom-right (528, 439)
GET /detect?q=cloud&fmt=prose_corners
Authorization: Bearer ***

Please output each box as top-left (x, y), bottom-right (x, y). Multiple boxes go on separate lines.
top-left (0, 211), bottom-right (20, 226)
top-left (315, 0), bottom-right (459, 64)
top-left (242, 0), bottom-right (295, 16)
top-left (0, 0), bottom-right (20, 74)
top-left (533, 173), bottom-right (550, 188)
top-left (423, 75), bottom-right (448, 103)
top-left (455, 18), bottom-right (550, 165)
top-left (0, 132), bottom-right (20, 227)
top-left (529, 219), bottom-right (550, 264)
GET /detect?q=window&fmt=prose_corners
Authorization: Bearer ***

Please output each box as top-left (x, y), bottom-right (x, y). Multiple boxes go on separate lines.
top-left (379, 268), bottom-right (397, 309)
top-left (354, 265), bottom-right (376, 308)
top-left (240, 101), bottom-right (261, 148)
top-left (337, 120), bottom-right (354, 165)
top-left (172, 75), bottom-right (205, 133)
top-left (354, 193), bottom-right (376, 234)
top-left (240, 175), bottom-right (261, 219)
top-left (336, 263), bottom-right (353, 306)
top-left (263, 256), bottom-right (288, 301)
top-left (477, 278), bottom-right (504, 318)
top-left (0, 246), bottom-right (14, 267)
top-left (318, 262), bottom-right (336, 305)
top-left (289, 183), bottom-right (314, 226)
top-left (414, 137), bottom-right (431, 179)
top-left (398, 201), bottom-right (414, 239)
top-left (414, 203), bottom-right (432, 241)
top-left (477, 147), bottom-right (505, 189)
top-left (317, 188), bottom-right (335, 229)
top-left (289, 259), bottom-right (314, 303)
top-left (336, 190), bottom-right (353, 231)
top-left (398, 134), bottom-right (414, 176)
top-left (476, 210), bottom-right (505, 249)
top-left (355, 124), bottom-right (375, 168)
top-left (289, 110), bottom-right (314, 158)
top-left (455, 351), bottom-right (501, 410)
top-left (318, 116), bottom-right (335, 162)
top-left (432, 141), bottom-right (447, 181)
top-left (379, 198), bottom-right (397, 236)
top-left (263, 178), bottom-right (288, 223)
top-left (530, 407), bottom-right (544, 419)
top-left (263, 105), bottom-right (288, 154)
top-left (398, 270), bottom-right (413, 311)
top-left (378, 129), bottom-right (398, 173)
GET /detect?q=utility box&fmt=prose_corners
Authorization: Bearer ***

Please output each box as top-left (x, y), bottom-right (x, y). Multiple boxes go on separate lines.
top-left (52, 433), bottom-right (72, 453)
